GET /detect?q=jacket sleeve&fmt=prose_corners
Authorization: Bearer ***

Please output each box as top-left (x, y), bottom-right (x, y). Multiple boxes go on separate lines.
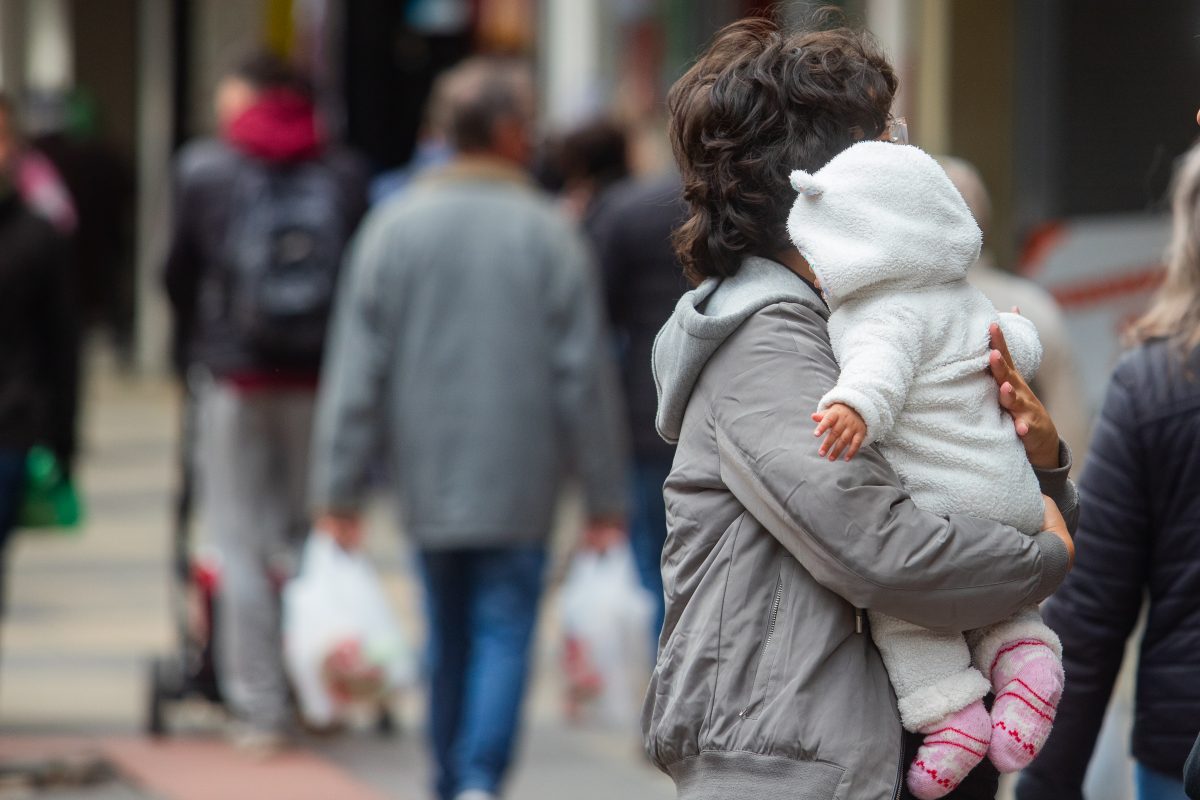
top-left (308, 216), bottom-right (393, 514)
top-left (163, 155), bottom-right (205, 374)
top-left (37, 231), bottom-right (79, 466)
top-left (1017, 369), bottom-right (1149, 800)
top-left (548, 226), bottom-right (630, 521)
top-left (713, 303), bottom-right (1071, 634)
top-left (818, 301), bottom-right (925, 445)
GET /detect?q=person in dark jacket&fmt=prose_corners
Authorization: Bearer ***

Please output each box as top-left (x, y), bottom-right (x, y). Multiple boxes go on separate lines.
top-left (1017, 140), bottom-right (1200, 800)
top-left (586, 171), bottom-right (688, 640)
top-left (163, 52), bottom-right (367, 751)
top-left (0, 107), bottom-right (76, 621)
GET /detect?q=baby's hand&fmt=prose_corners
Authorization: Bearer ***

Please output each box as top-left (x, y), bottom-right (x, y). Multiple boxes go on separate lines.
top-left (812, 403), bottom-right (867, 461)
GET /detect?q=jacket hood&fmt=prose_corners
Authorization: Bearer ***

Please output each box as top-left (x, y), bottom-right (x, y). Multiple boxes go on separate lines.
top-left (786, 141), bottom-right (981, 307)
top-left (224, 90), bottom-right (324, 163)
top-left (652, 256), bottom-right (827, 444)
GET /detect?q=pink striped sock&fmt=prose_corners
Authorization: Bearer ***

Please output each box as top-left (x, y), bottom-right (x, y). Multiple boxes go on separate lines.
top-left (987, 640), bottom-right (1063, 773)
top-left (906, 700), bottom-right (991, 800)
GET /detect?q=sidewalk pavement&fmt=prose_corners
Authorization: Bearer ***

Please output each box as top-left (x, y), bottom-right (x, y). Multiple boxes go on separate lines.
top-left (0, 363), bottom-right (671, 800)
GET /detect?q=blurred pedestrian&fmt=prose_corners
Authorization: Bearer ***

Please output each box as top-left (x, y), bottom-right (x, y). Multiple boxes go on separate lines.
top-left (36, 88), bottom-right (137, 363)
top-left (586, 170), bottom-right (687, 643)
top-left (1016, 140), bottom-right (1200, 800)
top-left (309, 56), bottom-right (628, 800)
top-left (554, 117), bottom-right (630, 225)
top-left (0, 92), bottom-right (77, 625)
top-left (163, 52), bottom-right (367, 752)
top-left (369, 67), bottom-right (457, 206)
top-left (942, 157), bottom-right (1091, 466)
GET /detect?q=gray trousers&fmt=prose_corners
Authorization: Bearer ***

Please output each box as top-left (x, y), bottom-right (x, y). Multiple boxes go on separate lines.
top-left (199, 378), bottom-right (314, 731)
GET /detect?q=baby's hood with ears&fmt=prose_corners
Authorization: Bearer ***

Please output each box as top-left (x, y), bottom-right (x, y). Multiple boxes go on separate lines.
top-left (786, 141), bottom-right (981, 305)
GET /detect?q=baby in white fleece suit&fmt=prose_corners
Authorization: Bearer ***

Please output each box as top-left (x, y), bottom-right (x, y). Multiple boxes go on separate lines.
top-left (786, 141), bottom-right (1064, 800)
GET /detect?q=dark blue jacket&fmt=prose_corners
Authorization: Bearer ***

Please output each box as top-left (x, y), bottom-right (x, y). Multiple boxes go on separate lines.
top-left (1019, 339), bottom-right (1200, 799)
top-left (585, 174), bottom-right (688, 462)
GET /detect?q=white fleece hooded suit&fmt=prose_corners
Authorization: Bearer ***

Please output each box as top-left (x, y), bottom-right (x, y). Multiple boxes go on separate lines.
top-left (786, 141), bottom-right (1062, 732)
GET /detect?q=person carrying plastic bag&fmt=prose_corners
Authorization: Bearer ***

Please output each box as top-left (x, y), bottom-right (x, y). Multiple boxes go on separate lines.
top-left (283, 530), bottom-right (415, 728)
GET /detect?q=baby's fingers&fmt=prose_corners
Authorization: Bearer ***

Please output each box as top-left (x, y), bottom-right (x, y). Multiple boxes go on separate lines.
top-left (826, 428), bottom-right (854, 461)
top-left (812, 411), bottom-right (828, 436)
top-left (825, 434), bottom-right (846, 461)
top-left (844, 432), bottom-right (865, 461)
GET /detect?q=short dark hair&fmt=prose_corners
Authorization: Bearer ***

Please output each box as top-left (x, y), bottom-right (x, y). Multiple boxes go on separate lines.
top-left (667, 14), bottom-right (897, 285)
top-left (440, 57), bottom-right (533, 152)
top-left (228, 51), bottom-right (313, 98)
top-left (557, 118), bottom-right (630, 188)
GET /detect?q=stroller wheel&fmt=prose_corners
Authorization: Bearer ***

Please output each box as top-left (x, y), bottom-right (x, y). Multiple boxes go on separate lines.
top-left (145, 657), bottom-right (170, 737)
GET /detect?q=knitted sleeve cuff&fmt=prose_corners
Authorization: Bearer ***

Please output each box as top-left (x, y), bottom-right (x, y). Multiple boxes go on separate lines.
top-left (1030, 530), bottom-right (1070, 604)
top-left (1034, 440), bottom-right (1079, 534)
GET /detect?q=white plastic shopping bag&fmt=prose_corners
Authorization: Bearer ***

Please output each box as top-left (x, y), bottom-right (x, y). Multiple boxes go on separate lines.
top-left (559, 542), bottom-right (653, 728)
top-left (283, 531), bottom-right (416, 727)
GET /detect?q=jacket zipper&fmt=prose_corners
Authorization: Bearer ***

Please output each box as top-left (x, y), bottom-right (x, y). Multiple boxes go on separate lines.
top-left (740, 579), bottom-right (783, 717)
top-left (856, 608), bottom-right (865, 634)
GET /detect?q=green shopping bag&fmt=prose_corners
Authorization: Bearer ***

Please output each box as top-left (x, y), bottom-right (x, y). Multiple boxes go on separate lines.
top-left (18, 446), bottom-right (83, 531)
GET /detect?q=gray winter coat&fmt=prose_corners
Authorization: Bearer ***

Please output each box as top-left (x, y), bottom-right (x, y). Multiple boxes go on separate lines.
top-left (309, 158), bottom-right (628, 548)
top-left (643, 257), bottom-right (1077, 800)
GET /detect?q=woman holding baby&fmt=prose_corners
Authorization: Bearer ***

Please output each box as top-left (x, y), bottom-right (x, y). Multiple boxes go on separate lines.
top-left (641, 13), bottom-right (1077, 800)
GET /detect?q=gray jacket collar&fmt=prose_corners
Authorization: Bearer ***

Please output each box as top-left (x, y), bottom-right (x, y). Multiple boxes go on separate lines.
top-left (652, 256), bottom-right (828, 444)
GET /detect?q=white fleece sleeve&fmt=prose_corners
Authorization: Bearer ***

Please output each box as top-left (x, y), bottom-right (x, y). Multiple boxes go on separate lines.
top-left (996, 311), bottom-right (1043, 380)
top-left (819, 302), bottom-right (926, 445)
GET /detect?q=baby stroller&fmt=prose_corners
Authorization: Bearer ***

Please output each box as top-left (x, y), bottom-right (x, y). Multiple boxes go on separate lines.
top-left (144, 371), bottom-right (395, 737)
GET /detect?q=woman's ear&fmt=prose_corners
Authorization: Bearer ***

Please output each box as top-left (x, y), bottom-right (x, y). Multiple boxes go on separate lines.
top-left (790, 170), bottom-right (823, 198)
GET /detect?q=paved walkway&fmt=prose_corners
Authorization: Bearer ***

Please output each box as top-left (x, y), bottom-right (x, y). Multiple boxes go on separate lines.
top-left (0, 364), bottom-right (671, 800)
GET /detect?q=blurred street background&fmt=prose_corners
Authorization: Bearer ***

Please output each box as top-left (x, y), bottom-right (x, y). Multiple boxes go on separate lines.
top-left (0, 1), bottom-right (1197, 799)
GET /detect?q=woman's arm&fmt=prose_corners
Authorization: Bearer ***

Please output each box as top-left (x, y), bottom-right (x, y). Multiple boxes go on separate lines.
top-left (712, 303), bottom-right (1071, 634)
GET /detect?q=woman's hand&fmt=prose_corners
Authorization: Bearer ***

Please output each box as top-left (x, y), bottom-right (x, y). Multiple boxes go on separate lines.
top-left (989, 319), bottom-right (1060, 470)
top-left (1041, 494), bottom-right (1075, 569)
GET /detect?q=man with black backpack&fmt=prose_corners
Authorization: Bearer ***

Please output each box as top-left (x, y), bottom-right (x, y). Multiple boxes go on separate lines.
top-left (164, 53), bottom-right (367, 752)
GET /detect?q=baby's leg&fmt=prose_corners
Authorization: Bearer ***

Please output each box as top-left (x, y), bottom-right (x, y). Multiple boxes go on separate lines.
top-left (869, 611), bottom-right (991, 799)
top-left (967, 605), bottom-right (1064, 773)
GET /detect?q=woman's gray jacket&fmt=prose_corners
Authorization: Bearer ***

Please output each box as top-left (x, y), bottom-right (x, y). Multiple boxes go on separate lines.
top-left (643, 257), bottom-right (1077, 800)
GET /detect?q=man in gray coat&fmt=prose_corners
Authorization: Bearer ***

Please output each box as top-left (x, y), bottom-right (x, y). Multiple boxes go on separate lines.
top-left (309, 57), bottom-right (628, 800)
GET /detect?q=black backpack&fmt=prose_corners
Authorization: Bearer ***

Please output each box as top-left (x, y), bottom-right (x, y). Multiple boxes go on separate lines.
top-left (223, 160), bottom-right (345, 366)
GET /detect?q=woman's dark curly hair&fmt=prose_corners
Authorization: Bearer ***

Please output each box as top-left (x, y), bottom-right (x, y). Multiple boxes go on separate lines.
top-left (668, 14), bottom-right (897, 285)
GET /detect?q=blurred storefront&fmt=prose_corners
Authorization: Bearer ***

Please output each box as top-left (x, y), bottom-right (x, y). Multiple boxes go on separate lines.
top-left (0, 0), bottom-right (1195, 390)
